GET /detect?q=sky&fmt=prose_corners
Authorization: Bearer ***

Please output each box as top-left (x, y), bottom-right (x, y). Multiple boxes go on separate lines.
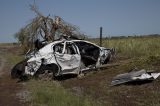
top-left (0, 0), bottom-right (160, 42)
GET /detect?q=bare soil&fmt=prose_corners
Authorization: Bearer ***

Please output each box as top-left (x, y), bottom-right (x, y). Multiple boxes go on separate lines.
top-left (60, 58), bottom-right (160, 106)
top-left (0, 46), bottom-right (28, 106)
top-left (1, 45), bottom-right (160, 106)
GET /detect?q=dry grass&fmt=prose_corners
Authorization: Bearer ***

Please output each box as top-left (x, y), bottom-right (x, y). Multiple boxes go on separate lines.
top-left (103, 36), bottom-right (160, 58)
top-left (27, 80), bottom-right (96, 106)
top-left (5, 35), bottom-right (160, 106)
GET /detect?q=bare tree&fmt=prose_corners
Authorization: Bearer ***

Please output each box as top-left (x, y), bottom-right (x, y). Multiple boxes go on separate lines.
top-left (15, 4), bottom-right (86, 51)
top-left (29, 4), bottom-right (84, 41)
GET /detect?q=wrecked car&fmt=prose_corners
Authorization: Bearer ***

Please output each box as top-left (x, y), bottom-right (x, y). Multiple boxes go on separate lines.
top-left (11, 39), bottom-right (113, 79)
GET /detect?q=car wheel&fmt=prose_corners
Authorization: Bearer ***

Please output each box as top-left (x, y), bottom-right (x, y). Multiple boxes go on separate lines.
top-left (11, 59), bottom-right (28, 79)
top-left (35, 64), bottom-right (58, 80)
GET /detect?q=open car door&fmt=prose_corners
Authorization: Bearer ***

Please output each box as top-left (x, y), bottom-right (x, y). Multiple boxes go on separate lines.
top-left (53, 41), bottom-right (81, 74)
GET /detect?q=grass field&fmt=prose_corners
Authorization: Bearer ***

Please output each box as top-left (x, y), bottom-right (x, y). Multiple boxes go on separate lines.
top-left (103, 36), bottom-right (160, 58)
top-left (91, 36), bottom-right (160, 69)
top-left (3, 35), bottom-right (160, 106)
top-left (27, 80), bottom-right (95, 106)
top-left (4, 46), bottom-right (95, 106)
top-left (91, 36), bottom-right (160, 58)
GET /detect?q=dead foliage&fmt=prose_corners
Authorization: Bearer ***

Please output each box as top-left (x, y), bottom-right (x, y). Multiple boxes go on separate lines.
top-left (15, 4), bottom-right (86, 51)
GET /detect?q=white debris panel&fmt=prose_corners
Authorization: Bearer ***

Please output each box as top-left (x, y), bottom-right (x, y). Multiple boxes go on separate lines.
top-left (111, 69), bottom-right (160, 86)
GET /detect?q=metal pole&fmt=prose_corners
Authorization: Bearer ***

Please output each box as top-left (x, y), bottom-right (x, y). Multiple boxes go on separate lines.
top-left (100, 27), bottom-right (102, 46)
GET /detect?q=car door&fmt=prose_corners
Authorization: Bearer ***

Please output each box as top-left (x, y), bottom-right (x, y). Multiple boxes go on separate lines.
top-left (54, 41), bottom-right (81, 74)
top-left (73, 41), bottom-right (100, 66)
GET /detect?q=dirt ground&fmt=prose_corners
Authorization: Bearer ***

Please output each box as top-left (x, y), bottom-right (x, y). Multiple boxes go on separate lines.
top-left (1, 45), bottom-right (160, 106)
top-left (0, 46), bottom-right (28, 106)
top-left (60, 58), bottom-right (160, 106)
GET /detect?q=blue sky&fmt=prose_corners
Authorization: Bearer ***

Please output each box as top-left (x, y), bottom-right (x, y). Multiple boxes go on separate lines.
top-left (0, 0), bottom-right (160, 42)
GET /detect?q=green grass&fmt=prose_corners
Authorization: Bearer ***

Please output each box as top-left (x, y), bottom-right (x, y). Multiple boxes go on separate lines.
top-left (5, 53), bottom-right (24, 65)
top-left (2, 45), bottom-right (95, 106)
top-left (27, 80), bottom-right (96, 106)
top-left (4, 36), bottom-right (160, 106)
top-left (86, 36), bottom-right (160, 105)
top-left (0, 42), bottom-right (17, 46)
top-left (3, 48), bottom-right (24, 66)
top-left (103, 36), bottom-right (160, 58)
top-left (91, 36), bottom-right (160, 58)
top-left (23, 35), bottom-right (160, 106)
top-left (91, 36), bottom-right (160, 68)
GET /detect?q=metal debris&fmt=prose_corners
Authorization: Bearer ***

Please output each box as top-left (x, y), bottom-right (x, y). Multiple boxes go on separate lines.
top-left (111, 69), bottom-right (160, 86)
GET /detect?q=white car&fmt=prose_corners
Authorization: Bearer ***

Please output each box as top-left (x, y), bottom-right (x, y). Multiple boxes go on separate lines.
top-left (11, 39), bottom-right (113, 79)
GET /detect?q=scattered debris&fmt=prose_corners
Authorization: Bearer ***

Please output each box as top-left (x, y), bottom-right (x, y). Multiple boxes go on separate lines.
top-left (11, 39), bottom-right (114, 79)
top-left (111, 69), bottom-right (160, 86)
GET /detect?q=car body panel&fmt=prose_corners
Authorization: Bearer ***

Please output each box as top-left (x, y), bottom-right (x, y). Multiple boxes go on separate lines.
top-left (24, 39), bottom-right (112, 76)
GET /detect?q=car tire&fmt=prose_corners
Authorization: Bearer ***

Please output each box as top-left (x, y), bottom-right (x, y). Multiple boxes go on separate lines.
top-left (34, 64), bottom-right (59, 80)
top-left (11, 59), bottom-right (28, 79)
